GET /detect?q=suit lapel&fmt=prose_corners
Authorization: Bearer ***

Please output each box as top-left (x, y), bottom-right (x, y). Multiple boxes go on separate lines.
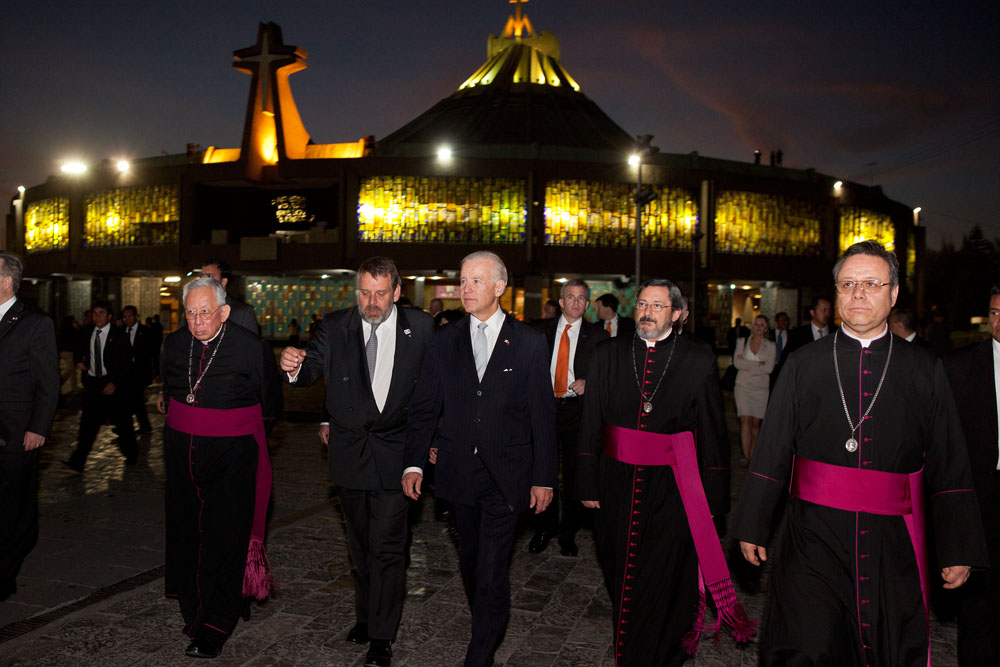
top-left (346, 309), bottom-right (379, 412)
top-left (454, 315), bottom-right (480, 385)
top-left (0, 300), bottom-right (25, 343)
top-left (481, 314), bottom-right (515, 384)
top-left (980, 341), bottom-right (999, 446)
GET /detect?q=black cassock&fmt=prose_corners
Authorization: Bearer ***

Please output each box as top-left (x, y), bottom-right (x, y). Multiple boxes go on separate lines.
top-left (732, 331), bottom-right (988, 666)
top-left (161, 323), bottom-right (281, 640)
top-left (577, 333), bottom-right (730, 667)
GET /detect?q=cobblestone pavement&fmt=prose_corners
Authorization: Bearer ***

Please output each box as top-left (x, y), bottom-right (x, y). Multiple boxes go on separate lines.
top-left (0, 380), bottom-right (961, 666)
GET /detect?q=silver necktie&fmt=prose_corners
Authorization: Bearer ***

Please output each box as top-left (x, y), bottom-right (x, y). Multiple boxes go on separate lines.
top-left (473, 322), bottom-right (489, 381)
top-left (366, 322), bottom-right (380, 383)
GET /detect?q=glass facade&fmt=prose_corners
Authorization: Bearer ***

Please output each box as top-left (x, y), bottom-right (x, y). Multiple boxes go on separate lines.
top-left (544, 180), bottom-right (696, 249)
top-left (24, 198), bottom-right (70, 253)
top-left (839, 207), bottom-right (895, 252)
top-left (714, 191), bottom-right (822, 256)
top-left (358, 176), bottom-right (526, 243)
top-left (84, 185), bottom-right (180, 247)
top-left (246, 277), bottom-right (356, 338)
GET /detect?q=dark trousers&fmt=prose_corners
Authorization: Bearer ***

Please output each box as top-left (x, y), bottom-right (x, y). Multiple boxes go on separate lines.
top-left (71, 375), bottom-right (137, 466)
top-left (164, 430), bottom-right (256, 639)
top-left (958, 479), bottom-right (1000, 666)
top-left (0, 416), bottom-right (39, 584)
top-left (533, 398), bottom-right (584, 545)
top-left (337, 487), bottom-right (410, 641)
top-left (125, 381), bottom-right (152, 431)
top-left (451, 457), bottom-right (519, 667)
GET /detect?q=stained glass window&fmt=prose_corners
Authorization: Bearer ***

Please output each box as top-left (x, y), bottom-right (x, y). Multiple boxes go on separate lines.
top-left (544, 180), bottom-right (696, 249)
top-left (839, 207), bottom-right (895, 252)
top-left (714, 191), bottom-right (822, 256)
top-left (84, 185), bottom-right (179, 247)
top-left (358, 176), bottom-right (526, 243)
top-left (246, 277), bottom-right (356, 338)
top-left (24, 198), bottom-right (70, 253)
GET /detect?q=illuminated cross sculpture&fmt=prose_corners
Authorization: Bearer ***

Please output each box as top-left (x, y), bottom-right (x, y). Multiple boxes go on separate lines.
top-left (503, 0), bottom-right (534, 38)
top-left (233, 23), bottom-right (306, 115)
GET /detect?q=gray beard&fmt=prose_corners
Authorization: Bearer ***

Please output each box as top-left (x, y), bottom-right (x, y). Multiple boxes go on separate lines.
top-left (360, 304), bottom-right (392, 325)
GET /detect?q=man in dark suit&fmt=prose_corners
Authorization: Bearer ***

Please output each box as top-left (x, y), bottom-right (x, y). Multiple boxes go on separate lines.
top-left (0, 252), bottom-right (59, 602)
top-left (403, 251), bottom-right (557, 667)
top-left (595, 292), bottom-right (635, 338)
top-left (200, 258), bottom-right (259, 335)
top-left (888, 308), bottom-right (935, 353)
top-left (281, 257), bottom-right (433, 667)
top-left (529, 278), bottom-right (607, 556)
top-left (120, 305), bottom-right (156, 433)
top-left (66, 299), bottom-right (138, 470)
top-left (778, 295), bottom-right (832, 365)
top-left (945, 285), bottom-right (1000, 664)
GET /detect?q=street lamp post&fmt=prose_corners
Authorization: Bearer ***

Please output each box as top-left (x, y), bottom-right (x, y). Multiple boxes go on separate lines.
top-left (630, 135), bottom-right (659, 286)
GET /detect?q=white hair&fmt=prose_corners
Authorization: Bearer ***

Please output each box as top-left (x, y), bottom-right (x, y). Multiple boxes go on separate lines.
top-left (461, 250), bottom-right (508, 284)
top-left (183, 277), bottom-right (227, 308)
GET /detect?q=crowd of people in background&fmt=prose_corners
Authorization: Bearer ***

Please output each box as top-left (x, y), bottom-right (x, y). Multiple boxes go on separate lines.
top-left (3, 242), bottom-right (999, 666)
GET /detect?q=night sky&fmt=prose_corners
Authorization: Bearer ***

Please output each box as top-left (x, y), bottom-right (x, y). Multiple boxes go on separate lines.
top-left (3, 0), bottom-right (998, 247)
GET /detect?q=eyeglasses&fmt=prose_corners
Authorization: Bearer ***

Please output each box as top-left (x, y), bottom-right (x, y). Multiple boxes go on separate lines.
top-left (835, 280), bottom-right (891, 294)
top-left (635, 300), bottom-right (670, 312)
top-left (185, 306), bottom-right (223, 321)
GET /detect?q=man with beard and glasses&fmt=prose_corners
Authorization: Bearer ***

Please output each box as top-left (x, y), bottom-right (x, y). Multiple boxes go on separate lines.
top-left (577, 279), bottom-right (746, 666)
top-left (281, 257), bottom-right (434, 667)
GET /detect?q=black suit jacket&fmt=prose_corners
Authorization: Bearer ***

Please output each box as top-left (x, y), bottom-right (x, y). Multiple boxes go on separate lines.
top-left (226, 295), bottom-right (259, 335)
top-left (293, 306), bottom-right (434, 491)
top-left (404, 312), bottom-right (558, 511)
top-left (616, 316), bottom-right (636, 338)
top-left (121, 323), bottom-right (157, 386)
top-left (535, 317), bottom-right (609, 391)
top-left (78, 324), bottom-right (132, 390)
top-left (0, 300), bottom-right (59, 445)
top-left (945, 339), bottom-right (1000, 548)
top-left (779, 323), bottom-right (829, 365)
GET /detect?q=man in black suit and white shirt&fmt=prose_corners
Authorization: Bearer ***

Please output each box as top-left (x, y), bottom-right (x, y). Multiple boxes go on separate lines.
top-left (778, 296), bottom-right (832, 366)
top-left (595, 292), bottom-right (635, 338)
top-left (529, 278), bottom-right (607, 556)
top-left (945, 285), bottom-right (1000, 664)
top-left (120, 305), bottom-right (156, 433)
top-left (67, 299), bottom-right (137, 470)
top-left (281, 257), bottom-right (434, 667)
top-left (200, 259), bottom-right (259, 335)
top-left (403, 251), bottom-right (557, 667)
top-left (0, 252), bottom-right (59, 602)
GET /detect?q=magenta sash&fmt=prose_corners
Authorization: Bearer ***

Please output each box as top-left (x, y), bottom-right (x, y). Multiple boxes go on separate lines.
top-left (791, 457), bottom-right (928, 666)
top-left (603, 425), bottom-right (755, 651)
top-left (166, 398), bottom-right (274, 600)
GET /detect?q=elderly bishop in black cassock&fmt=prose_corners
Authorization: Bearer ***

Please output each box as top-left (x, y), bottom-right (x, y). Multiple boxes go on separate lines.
top-left (159, 277), bottom-right (281, 659)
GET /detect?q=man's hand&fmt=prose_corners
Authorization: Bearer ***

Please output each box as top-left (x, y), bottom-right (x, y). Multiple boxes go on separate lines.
top-left (740, 541), bottom-right (768, 566)
top-left (428, 447), bottom-right (438, 464)
top-left (318, 424), bottom-right (330, 445)
top-left (402, 471), bottom-right (423, 501)
top-left (157, 393), bottom-right (167, 414)
top-left (941, 565), bottom-right (971, 590)
top-left (102, 382), bottom-right (116, 395)
top-left (568, 379), bottom-right (586, 395)
top-left (581, 500), bottom-right (600, 509)
top-left (23, 431), bottom-right (46, 451)
top-left (529, 486), bottom-right (554, 514)
top-left (280, 347), bottom-right (306, 374)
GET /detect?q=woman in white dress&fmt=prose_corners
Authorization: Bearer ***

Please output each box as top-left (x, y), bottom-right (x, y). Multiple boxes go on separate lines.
top-left (733, 315), bottom-right (775, 464)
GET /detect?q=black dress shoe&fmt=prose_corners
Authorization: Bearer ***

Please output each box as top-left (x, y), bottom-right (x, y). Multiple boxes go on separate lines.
top-left (346, 621), bottom-right (369, 644)
top-left (528, 530), bottom-right (553, 554)
top-left (184, 636), bottom-right (220, 659)
top-left (559, 541), bottom-right (578, 557)
top-left (364, 639), bottom-right (392, 666)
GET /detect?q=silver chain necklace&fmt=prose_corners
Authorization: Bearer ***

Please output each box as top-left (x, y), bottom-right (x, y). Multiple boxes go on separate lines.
top-left (186, 323), bottom-right (227, 404)
top-left (832, 330), bottom-right (892, 452)
top-left (631, 332), bottom-right (677, 414)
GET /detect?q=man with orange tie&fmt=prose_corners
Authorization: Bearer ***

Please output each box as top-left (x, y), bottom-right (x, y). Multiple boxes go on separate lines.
top-left (595, 293), bottom-right (635, 338)
top-left (529, 279), bottom-right (608, 555)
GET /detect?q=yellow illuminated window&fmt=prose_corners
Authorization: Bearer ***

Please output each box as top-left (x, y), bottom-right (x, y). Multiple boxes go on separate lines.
top-left (358, 176), bottom-right (526, 244)
top-left (84, 185), bottom-right (179, 247)
top-left (715, 191), bottom-right (822, 256)
top-left (544, 180), bottom-right (697, 249)
top-left (24, 198), bottom-right (70, 253)
top-left (245, 277), bottom-right (356, 338)
top-left (839, 207), bottom-right (895, 252)
top-left (272, 195), bottom-right (311, 224)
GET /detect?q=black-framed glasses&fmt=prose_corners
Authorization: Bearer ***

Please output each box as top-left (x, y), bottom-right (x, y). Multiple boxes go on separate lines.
top-left (835, 280), bottom-right (891, 294)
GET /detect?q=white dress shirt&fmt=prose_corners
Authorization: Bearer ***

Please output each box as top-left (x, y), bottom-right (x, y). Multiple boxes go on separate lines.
top-left (811, 322), bottom-right (829, 340)
top-left (88, 324), bottom-right (112, 377)
top-left (362, 304), bottom-right (397, 413)
top-left (549, 315), bottom-right (582, 396)
top-left (993, 338), bottom-right (1000, 470)
top-left (0, 295), bottom-right (16, 320)
top-left (126, 324), bottom-right (137, 345)
top-left (605, 315), bottom-right (620, 338)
